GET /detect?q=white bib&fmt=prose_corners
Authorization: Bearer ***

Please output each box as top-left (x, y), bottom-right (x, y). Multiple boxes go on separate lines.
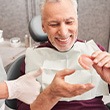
top-left (25, 40), bottom-right (109, 101)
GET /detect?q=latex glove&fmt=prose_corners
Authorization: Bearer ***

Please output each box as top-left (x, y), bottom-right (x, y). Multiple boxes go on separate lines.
top-left (5, 69), bottom-right (42, 104)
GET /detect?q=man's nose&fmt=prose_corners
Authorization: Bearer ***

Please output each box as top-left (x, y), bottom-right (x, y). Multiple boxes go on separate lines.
top-left (58, 23), bottom-right (68, 37)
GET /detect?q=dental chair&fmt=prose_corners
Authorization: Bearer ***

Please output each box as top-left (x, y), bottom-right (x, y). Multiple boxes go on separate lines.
top-left (29, 15), bottom-right (48, 42)
top-left (4, 15), bottom-right (110, 110)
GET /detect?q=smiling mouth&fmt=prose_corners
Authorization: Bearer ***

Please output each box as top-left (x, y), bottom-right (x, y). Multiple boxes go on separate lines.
top-left (56, 35), bottom-right (72, 43)
top-left (58, 37), bottom-right (70, 42)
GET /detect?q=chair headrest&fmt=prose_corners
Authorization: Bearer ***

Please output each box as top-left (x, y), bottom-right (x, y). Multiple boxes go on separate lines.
top-left (28, 15), bottom-right (48, 42)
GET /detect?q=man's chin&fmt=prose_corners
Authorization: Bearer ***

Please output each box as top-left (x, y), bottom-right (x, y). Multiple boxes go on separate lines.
top-left (56, 46), bottom-right (73, 52)
top-left (53, 42), bottom-right (74, 52)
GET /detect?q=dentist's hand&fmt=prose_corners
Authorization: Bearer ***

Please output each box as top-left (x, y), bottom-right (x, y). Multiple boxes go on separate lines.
top-left (5, 69), bottom-right (42, 104)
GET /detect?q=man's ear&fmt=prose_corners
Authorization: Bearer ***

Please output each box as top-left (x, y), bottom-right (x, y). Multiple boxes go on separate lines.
top-left (42, 24), bottom-right (46, 33)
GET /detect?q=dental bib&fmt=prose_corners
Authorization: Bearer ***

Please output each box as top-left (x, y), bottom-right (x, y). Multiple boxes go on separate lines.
top-left (25, 40), bottom-right (109, 101)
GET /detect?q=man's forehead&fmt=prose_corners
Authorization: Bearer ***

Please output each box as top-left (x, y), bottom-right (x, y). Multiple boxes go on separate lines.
top-left (48, 17), bottom-right (75, 22)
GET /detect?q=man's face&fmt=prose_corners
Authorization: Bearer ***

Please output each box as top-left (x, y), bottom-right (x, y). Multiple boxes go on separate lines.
top-left (42, 0), bottom-right (78, 52)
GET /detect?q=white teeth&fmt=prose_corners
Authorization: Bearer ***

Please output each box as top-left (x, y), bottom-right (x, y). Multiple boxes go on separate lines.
top-left (58, 37), bottom-right (69, 42)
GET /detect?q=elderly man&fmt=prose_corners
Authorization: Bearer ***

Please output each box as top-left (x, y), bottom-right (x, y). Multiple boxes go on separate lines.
top-left (18, 0), bottom-right (110, 110)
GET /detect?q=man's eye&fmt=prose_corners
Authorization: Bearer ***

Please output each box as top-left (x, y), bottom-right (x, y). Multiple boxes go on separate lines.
top-left (49, 24), bottom-right (59, 27)
top-left (66, 21), bottom-right (74, 25)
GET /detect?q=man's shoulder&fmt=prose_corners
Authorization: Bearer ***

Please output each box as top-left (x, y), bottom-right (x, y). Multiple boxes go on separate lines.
top-left (76, 39), bottom-right (105, 51)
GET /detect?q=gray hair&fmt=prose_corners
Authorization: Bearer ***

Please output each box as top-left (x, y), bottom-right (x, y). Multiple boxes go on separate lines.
top-left (40, 0), bottom-right (78, 18)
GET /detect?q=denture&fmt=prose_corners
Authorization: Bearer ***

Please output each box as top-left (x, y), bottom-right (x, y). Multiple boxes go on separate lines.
top-left (79, 54), bottom-right (93, 70)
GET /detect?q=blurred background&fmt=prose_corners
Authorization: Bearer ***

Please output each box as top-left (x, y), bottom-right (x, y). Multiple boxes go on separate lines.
top-left (0, 0), bottom-right (110, 51)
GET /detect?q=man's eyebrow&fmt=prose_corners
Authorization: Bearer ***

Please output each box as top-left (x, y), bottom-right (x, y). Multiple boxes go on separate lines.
top-left (66, 17), bottom-right (75, 20)
top-left (47, 17), bottom-right (75, 24)
top-left (48, 21), bottom-right (59, 24)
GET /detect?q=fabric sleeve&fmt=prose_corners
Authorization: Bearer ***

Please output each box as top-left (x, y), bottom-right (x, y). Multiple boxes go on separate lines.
top-left (20, 59), bottom-right (25, 76)
top-left (97, 43), bottom-right (105, 51)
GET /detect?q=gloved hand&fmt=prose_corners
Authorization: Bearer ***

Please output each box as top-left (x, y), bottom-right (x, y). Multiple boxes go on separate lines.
top-left (5, 69), bottom-right (42, 104)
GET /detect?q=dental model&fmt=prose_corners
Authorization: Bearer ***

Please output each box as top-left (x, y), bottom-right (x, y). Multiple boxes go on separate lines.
top-left (79, 54), bottom-right (93, 70)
